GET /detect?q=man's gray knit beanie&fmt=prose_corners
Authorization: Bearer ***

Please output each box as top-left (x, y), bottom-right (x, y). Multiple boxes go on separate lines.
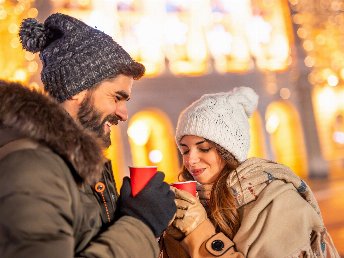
top-left (19, 13), bottom-right (142, 102)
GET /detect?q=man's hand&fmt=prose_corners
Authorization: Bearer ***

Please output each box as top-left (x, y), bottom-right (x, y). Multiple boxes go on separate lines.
top-left (118, 172), bottom-right (176, 237)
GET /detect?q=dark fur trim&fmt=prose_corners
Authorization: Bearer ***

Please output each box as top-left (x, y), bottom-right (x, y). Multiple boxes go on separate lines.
top-left (0, 80), bottom-right (104, 184)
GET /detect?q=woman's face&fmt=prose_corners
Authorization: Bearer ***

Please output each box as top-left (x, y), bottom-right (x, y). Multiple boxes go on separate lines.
top-left (179, 135), bottom-right (226, 184)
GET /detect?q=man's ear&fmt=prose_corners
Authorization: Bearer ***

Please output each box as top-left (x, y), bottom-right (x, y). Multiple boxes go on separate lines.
top-left (71, 89), bottom-right (88, 105)
top-left (60, 90), bottom-right (88, 119)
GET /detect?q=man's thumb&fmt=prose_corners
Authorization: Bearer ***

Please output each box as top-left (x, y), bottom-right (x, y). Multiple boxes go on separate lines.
top-left (120, 176), bottom-right (132, 197)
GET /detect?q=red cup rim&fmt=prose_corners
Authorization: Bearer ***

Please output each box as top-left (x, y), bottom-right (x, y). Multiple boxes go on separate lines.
top-left (129, 165), bottom-right (158, 168)
top-left (172, 181), bottom-right (197, 185)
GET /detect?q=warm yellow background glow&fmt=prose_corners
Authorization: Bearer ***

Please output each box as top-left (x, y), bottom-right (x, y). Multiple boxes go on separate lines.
top-left (127, 109), bottom-right (180, 184)
top-left (265, 101), bottom-right (308, 177)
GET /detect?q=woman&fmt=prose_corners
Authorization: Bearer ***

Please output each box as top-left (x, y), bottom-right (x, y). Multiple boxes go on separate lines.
top-left (161, 87), bottom-right (339, 257)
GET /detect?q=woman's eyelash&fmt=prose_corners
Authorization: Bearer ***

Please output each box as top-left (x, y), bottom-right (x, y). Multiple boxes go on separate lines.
top-left (181, 147), bottom-right (211, 155)
top-left (181, 150), bottom-right (189, 155)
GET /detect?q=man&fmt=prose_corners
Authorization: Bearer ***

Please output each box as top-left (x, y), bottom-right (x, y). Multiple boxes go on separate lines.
top-left (0, 13), bottom-right (176, 257)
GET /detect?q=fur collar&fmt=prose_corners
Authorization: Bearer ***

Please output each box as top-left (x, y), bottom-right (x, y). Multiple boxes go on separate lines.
top-left (0, 81), bottom-right (104, 184)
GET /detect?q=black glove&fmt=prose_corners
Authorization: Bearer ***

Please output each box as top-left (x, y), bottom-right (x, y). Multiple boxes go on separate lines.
top-left (118, 172), bottom-right (176, 237)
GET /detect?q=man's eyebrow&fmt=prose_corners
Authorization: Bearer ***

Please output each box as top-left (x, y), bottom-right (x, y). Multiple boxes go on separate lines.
top-left (116, 90), bottom-right (130, 101)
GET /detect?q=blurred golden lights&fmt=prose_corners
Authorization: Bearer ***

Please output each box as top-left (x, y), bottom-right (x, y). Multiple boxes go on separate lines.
top-left (0, 0), bottom-right (36, 83)
top-left (0, 0), bottom-right (294, 82)
top-left (149, 149), bottom-right (163, 164)
top-left (266, 113), bottom-right (280, 134)
top-left (127, 120), bottom-right (150, 146)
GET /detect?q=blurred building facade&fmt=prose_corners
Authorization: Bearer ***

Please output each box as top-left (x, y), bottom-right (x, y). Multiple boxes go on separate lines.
top-left (1, 0), bottom-right (344, 184)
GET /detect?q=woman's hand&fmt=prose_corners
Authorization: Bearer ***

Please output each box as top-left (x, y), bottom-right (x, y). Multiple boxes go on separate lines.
top-left (166, 187), bottom-right (207, 240)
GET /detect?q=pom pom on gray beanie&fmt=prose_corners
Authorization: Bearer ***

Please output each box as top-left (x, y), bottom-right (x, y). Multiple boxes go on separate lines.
top-left (19, 13), bottom-right (144, 102)
top-left (175, 87), bottom-right (259, 162)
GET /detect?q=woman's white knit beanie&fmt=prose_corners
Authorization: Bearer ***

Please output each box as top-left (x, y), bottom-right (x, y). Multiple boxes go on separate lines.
top-left (175, 87), bottom-right (259, 162)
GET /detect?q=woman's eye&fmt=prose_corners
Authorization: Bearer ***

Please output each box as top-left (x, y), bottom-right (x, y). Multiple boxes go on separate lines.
top-left (200, 148), bottom-right (211, 153)
top-left (181, 150), bottom-right (189, 155)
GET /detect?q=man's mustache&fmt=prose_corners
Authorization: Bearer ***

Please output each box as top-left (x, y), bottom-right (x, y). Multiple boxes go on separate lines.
top-left (104, 115), bottom-right (120, 126)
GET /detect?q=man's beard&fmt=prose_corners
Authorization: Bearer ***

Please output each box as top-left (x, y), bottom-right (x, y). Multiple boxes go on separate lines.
top-left (77, 93), bottom-right (119, 147)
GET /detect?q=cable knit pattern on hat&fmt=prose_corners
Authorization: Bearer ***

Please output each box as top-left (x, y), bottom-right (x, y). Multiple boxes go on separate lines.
top-left (175, 87), bottom-right (259, 162)
top-left (19, 13), bottom-right (144, 102)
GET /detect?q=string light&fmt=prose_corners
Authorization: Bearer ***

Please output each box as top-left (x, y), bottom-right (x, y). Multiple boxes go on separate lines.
top-left (0, 0), bottom-right (37, 83)
top-left (290, 0), bottom-right (344, 88)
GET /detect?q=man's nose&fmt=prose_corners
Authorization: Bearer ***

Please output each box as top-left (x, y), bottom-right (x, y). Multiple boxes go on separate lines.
top-left (116, 102), bottom-right (128, 121)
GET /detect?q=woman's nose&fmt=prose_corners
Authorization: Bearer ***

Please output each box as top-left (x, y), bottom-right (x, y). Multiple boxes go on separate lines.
top-left (188, 151), bottom-right (200, 166)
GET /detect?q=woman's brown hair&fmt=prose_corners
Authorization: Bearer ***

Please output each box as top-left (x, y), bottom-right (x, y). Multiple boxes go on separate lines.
top-left (179, 140), bottom-right (241, 239)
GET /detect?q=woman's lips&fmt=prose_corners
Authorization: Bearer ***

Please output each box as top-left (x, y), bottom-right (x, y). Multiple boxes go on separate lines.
top-left (190, 168), bottom-right (204, 177)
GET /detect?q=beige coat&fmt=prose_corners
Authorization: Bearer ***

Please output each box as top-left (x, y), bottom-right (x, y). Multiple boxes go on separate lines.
top-left (161, 158), bottom-right (339, 258)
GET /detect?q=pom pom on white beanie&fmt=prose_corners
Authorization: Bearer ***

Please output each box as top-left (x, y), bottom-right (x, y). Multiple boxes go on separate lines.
top-left (175, 87), bottom-right (259, 162)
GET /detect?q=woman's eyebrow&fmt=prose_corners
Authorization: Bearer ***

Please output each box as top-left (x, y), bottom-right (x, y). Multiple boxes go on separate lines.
top-left (180, 140), bottom-right (207, 147)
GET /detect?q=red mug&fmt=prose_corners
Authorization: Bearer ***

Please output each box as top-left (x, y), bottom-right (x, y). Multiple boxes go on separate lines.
top-left (129, 166), bottom-right (157, 197)
top-left (171, 181), bottom-right (197, 197)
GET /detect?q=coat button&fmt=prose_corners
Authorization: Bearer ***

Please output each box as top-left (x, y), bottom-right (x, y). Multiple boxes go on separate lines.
top-left (211, 240), bottom-right (224, 251)
top-left (95, 182), bottom-right (105, 193)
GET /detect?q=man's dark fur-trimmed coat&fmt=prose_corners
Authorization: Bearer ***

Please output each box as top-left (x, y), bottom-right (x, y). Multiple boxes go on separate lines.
top-left (0, 82), bottom-right (159, 258)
